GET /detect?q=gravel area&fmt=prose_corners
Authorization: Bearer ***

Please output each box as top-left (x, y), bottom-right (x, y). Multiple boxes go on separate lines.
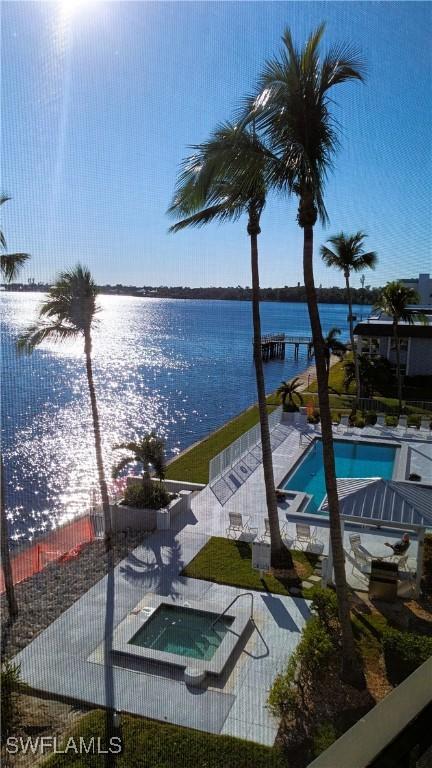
top-left (1, 529), bottom-right (147, 660)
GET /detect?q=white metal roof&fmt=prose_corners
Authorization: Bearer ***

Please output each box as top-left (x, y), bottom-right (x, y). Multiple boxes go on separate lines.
top-left (320, 478), bottom-right (432, 528)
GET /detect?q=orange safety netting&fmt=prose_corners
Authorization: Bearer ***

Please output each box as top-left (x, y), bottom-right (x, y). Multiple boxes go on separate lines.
top-left (0, 514), bottom-right (95, 594)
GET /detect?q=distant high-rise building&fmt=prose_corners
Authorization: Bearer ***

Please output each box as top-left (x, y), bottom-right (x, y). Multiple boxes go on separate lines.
top-left (399, 273), bottom-right (432, 306)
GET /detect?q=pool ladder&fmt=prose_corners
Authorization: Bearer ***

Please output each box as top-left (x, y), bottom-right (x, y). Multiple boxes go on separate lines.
top-left (210, 592), bottom-right (254, 629)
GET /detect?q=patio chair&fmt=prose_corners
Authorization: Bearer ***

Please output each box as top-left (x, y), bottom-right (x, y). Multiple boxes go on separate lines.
top-left (349, 534), bottom-right (372, 575)
top-left (396, 554), bottom-right (416, 592)
top-left (295, 523), bottom-right (317, 547)
top-left (262, 517), bottom-right (288, 541)
top-left (376, 413), bottom-right (386, 427)
top-left (226, 512), bottom-right (257, 539)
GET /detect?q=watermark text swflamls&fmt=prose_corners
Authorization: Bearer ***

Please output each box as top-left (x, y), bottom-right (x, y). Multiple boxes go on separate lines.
top-left (6, 736), bottom-right (122, 755)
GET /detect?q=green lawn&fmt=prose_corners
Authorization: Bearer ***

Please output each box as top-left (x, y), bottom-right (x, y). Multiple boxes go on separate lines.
top-left (182, 536), bottom-right (318, 597)
top-left (43, 710), bottom-right (286, 768)
top-left (306, 357), bottom-right (355, 396)
top-left (166, 395), bottom-right (279, 484)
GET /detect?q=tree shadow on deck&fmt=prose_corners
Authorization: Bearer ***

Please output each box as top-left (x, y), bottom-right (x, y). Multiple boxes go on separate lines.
top-left (118, 530), bottom-right (186, 599)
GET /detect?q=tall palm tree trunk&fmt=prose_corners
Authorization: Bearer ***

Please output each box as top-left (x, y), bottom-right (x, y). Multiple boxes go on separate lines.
top-left (84, 333), bottom-right (112, 545)
top-left (345, 273), bottom-right (360, 402)
top-left (394, 322), bottom-right (403, 413)
top-left (303, 223), bottom-right (363, 687)
top-left (249, 213), bottom-right (284, 564)
top-left (1, 455), bottom-right (18, 618)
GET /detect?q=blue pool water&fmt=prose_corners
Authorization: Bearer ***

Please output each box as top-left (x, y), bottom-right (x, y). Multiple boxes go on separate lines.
top-left (129, 606), bottom-right (233, 660)
top-left (283, 439), bottom-right (397, 510)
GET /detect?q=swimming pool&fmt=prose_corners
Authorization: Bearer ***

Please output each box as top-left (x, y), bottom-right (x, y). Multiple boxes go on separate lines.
top-left (129, 605), bottom-right (233, 661)
top-left (282, 439), bottom-right (397, 509)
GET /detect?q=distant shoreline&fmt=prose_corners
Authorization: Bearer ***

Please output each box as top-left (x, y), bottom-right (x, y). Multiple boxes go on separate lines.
top-left (2, 284), bottom-right (378, 305)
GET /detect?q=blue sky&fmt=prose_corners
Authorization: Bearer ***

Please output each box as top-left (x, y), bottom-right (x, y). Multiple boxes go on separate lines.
top-left (2, 1), bottom-right (431, 288)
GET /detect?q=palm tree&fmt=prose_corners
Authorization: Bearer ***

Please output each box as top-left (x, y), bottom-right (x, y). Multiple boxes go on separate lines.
top-left (374, 282), bottom-right (420, 412)
top-left (113, 432), bottom-right (166, 489)
top-left (245, 24), bottom-right (365, 684)
top-left (322, 327), bottom-right (347, 376)
top-left (321, 232), bottom-right (377, 399)
top-left (0, 195), bottom-right (30, 282)
top-left (1, 196), bottom-right (30, 618)
top-left (277, 377), bottom-right (304, 410)
top-left (18, 265), bottom-right (112, 543)
top-left (168, 123), bottom-right (287, 564)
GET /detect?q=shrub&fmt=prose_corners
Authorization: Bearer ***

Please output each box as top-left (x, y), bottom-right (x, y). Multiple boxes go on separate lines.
top-left (312, 722), bottom-right (338, 757)
top-left (267, 654), bottom-right (298, 719)
top-left (422, 535), bottom-right (432, 596)
top-left (268, 617), bottom-right (334, 717)
top-left (386, 415), bottom-right (398, 427)
top-left (408, 414), bottom-right (421, 429)
top-left (1, 661), bottom-right (22, 744)
top-left (382, 628), bottom-right (432, 685)
top-left (310, 586), bottom-right (340, 639)
top-left (297, 616), bottom-right (334, 672)
top-left (122, 482), bottom-right (172, 510)
top-left (365, 411), bottom-right (377, 425)
top-left (354, 415), bottom-right (365, 428)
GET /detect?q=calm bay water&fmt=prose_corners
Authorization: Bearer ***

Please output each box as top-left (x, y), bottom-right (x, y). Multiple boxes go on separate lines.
top-left (1, 293), bottom-right (369, 546)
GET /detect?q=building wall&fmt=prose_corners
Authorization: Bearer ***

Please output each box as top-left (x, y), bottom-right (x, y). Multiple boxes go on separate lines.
top-left (359, 335), bottom-right (431, 376)
top-left (407, 338), bottom-right (432, 376)
top-left (400, 273), bottom-right (432, 306)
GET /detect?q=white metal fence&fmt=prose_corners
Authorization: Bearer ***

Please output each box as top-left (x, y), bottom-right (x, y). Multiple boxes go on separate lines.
top-left (209, 405), bottom-right (282, 484)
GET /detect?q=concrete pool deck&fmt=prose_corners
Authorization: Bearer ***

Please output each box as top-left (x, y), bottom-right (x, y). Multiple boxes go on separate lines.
top-left (13, 423), bottom-right (431, 744)
top-left (13, 509), bottom-right (310, 745)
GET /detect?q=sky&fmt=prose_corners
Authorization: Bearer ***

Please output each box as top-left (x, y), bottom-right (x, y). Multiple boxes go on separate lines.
top-left (2, 1), bottom-right (431, 288)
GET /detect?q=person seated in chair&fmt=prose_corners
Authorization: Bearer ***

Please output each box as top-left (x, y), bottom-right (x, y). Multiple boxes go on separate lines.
top-left (384, 532), bottom-right (410, 556)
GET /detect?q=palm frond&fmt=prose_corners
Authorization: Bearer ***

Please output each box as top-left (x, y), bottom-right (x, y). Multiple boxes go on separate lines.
top-left (113, 442), bottom-right (143, 454)
top-left (17, 322), bottom-right (80, 354)
top-left (1, 253), bottom-right (30, 282)
top-left (111, 456), bottom-right (134, 479)
top-left (169, 122), bottom-right (276, 232)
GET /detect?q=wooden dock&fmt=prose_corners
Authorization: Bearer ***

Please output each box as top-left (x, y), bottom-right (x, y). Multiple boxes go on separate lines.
top-left (257, 333), bottom-right (313, 361)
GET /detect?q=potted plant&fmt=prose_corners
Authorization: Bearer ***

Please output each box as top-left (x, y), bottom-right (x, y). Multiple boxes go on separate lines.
top-left (112, 433), bottom-right (174, 529)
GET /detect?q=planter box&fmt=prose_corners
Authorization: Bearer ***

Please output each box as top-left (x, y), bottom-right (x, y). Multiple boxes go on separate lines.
top-left (126, 476), bottom-right (204, 494)
top-left (110, 490), bottom-right (192, 533)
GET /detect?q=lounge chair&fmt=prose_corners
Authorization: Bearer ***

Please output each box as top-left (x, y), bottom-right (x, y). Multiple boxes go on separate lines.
top-left (396, 415), bottom-right (408, 433)
top-left (226, 512), bottom-right (257, 539)
top-left (349, 533), bottom-right (372, 574)
top-left (338, 414), bottom-right (351, 434)
top-left (420, 417), bottom-right (431, 438)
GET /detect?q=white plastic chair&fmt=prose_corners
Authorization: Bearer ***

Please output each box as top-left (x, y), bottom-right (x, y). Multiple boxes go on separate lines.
top-left (376, 413), bottom-right (386, 427)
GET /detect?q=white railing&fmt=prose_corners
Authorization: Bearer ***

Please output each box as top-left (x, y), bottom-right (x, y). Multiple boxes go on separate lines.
top-left (209, 405), bottom-right (282, 484)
